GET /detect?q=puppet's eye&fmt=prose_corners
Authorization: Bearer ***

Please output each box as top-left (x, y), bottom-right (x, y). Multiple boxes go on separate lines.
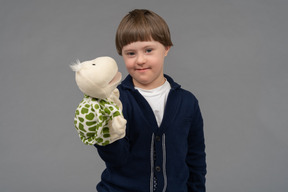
top-left (92, 64), bottom-right (96, 66)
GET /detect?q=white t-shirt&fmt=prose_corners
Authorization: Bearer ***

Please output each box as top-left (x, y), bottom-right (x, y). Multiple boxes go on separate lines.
top-left (135, 80), bottom-right (171, 127)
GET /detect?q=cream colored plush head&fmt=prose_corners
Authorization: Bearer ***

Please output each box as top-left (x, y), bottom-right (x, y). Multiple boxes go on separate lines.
top-left (71, 56), bottom-right (122, 99)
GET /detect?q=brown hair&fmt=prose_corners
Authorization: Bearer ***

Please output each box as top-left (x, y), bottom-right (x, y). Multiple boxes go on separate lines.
top-left (115, 9), bottom-right (173, 55)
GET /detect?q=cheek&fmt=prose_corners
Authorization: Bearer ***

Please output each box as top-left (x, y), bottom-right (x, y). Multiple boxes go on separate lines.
top-left (123, 59), bottom-right (134, 70)
top-left (152, 57), bottom-right (165, 68)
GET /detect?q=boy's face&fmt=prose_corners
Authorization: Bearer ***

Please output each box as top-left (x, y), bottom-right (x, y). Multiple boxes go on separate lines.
top-left (122, 40), bottom-right (170, 89)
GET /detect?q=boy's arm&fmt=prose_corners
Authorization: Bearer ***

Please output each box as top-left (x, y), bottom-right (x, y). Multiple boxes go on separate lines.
top-left (94, 137), bottom-right (130, 167)
top-left (187, 101), bottom-right (207, 192)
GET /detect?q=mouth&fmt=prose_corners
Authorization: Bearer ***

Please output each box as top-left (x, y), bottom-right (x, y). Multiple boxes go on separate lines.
top-left (136, 68), bottom-right (150, 72)
top-left (108, 72), bottom-right (122, 85)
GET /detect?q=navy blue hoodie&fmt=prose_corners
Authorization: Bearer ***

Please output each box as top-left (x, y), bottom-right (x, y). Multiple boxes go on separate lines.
top-left (95, 74), bottom-right (206, 192)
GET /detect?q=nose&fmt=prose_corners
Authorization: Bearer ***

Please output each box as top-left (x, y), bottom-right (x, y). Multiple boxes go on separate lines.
top-left (136, 53), bottom-right (146, 65)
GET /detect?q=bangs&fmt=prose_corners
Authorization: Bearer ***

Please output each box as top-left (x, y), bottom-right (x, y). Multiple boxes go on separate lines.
top-left (118, 24), bottom-right (153, 49)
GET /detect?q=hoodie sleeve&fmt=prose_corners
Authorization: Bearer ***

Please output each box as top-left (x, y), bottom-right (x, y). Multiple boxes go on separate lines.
top-left (94, 136), bottom-right (130, 167)
top-left (186, 100), bottom-right (207, 192)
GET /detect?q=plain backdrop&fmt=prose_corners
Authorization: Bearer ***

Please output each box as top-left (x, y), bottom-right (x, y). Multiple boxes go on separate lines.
top-left (1, 0), bottom-right (288, 191)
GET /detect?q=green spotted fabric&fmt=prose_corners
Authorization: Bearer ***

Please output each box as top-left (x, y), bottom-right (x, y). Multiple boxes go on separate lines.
top-left (74, 95), bottom-right (124, 146)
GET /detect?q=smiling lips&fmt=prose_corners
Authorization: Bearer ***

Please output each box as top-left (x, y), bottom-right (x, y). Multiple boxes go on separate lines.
top-left (136, 68), bottom-right (150, 72)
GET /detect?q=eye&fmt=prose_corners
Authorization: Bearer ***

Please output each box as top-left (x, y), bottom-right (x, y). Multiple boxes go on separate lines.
top-left (146, 49), bottom-right (152, 53)
top-left (127, 52), bottom-right (135, 56)
top-left (92, 64), bottom-right (96, 66)
top-left (124, 52), bottom-right (136, 57)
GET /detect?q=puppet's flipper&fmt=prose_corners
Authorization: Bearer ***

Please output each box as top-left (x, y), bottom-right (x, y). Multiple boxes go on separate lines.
top-left (108, 115), bottom-right (127, 143)
top-left (108, 88), bottom-right (122, 110)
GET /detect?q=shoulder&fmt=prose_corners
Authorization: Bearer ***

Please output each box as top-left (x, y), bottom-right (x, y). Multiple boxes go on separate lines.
top-left (174, 88), bottom-right (200, 114)
top-left (178, 88), bottom-right (198, 102)
top-left (165, 74), bottom-right (199, 103)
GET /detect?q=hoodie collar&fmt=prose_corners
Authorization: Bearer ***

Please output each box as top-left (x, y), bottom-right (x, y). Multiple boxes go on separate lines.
top-left (120, 74), bottom-right (181, 91)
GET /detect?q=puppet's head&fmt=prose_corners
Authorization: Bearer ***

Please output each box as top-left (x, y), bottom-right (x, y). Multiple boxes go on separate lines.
top-left (71, 56), bottom-right (122, 99)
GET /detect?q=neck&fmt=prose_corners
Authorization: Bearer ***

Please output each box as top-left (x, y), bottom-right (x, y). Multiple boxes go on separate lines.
top-left (133, 76), bottom-right (166, 90)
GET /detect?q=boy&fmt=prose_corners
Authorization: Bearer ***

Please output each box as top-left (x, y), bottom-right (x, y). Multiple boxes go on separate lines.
top-left (95, 9), bottom-right (206, 192)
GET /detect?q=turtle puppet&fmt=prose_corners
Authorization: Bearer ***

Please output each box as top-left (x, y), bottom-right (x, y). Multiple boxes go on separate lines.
top-left (71, 56), bottom-right (126, 146)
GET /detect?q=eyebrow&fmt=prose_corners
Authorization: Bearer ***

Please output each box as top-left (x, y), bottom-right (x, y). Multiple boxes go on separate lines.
top-left (123, 45), bottom-right (155, 52)
top-left (123, 49), bottom-right (135, 54)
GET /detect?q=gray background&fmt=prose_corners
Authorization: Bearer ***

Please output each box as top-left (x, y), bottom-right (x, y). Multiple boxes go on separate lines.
top-left (1, 0), bottom-right (287, 191)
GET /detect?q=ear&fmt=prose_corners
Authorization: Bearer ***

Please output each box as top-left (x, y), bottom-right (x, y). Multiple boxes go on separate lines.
top-left (164, 46), bottom-right (171, 56)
